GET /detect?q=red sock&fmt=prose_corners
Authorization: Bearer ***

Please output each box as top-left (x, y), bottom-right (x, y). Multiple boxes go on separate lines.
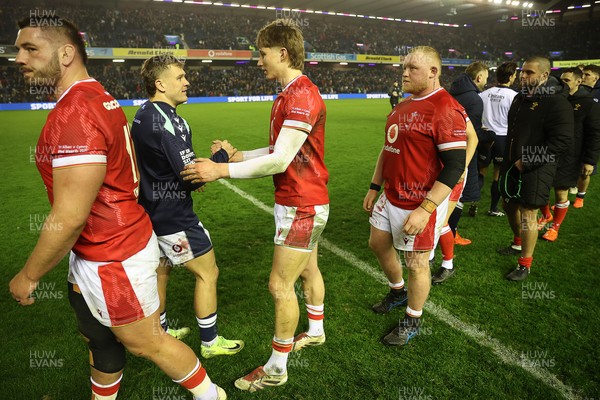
top-left (513, 236), bottom-right (522, 246)
top-left (439, 225), bottom-right (454, 261)
top-left (553, 201), bottom-right (569, 231)
top-left (518, 256), bottom-right (533, 269)
top-left (540, 204), bottom-right (552, 219)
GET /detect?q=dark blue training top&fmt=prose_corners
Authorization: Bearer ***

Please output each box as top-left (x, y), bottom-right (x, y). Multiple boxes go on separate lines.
top-left (131, 100), bottom-right (228, 236)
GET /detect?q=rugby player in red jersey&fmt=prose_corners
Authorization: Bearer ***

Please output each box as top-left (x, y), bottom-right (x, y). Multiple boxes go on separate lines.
top-left (10, 16), bottom-right (225, 400)
top-left (182, 19), bottom-right (328, 392)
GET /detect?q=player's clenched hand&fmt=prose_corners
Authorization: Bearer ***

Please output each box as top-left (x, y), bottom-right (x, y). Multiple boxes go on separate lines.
top-left (582, 163), bottom-right (594, 176)
top-left (210, 141), bottom-right (222, 155)
top-left (514, 159), bottom-right (524, 172)
top-left (10, 271), bottom-right (38, 306)
top-left (363, 190), bottom-right (378, 214)
top-left (181, 158), bottom-right (222, 183)
top-left (402, 207), bottom-right (432, 235)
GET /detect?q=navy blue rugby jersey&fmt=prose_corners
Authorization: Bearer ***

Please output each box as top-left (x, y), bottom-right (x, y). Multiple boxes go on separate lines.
top-left (131, 101), bottom-right (228, 235)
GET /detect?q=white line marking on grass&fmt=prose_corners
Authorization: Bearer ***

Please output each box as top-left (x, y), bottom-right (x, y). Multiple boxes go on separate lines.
top-left (218, 179), bottom-right (581, 400)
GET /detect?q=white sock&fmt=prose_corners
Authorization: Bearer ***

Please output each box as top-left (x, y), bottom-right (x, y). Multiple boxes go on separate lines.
top-left (441, 259), bottom-right (454, 270)
top-left (406, 306), bottom-right (423, 318)
top-left (388, 279), bottom-right (404, 289)
top-left (264, 336), bottom-right (293, 375)
top-left (192, 383), bottom-right (217, 400)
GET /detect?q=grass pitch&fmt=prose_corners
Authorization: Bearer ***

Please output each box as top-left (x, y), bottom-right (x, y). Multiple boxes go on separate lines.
top-left (0, 99), bottom-right (598, 399)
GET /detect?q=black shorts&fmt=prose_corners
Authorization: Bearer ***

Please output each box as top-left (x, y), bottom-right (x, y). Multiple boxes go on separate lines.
top-left (554, 155), bottom-right (580, 188)
top-left (500, 164), bottom-right (556, 208)
top-left (478, 135), bottom-right (506, 169)
top-left (520, 166), bottom-right (557, 207)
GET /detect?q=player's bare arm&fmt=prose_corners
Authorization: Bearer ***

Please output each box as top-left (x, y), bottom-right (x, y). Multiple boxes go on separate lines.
top-left (10, 164), bottom-right (105, 305)
top-left (403, 147), bottom-right (466, 235)
top-left (363, 147), bottom-right (385, 213)
top-left (402, 181), bottom-right (453, 235)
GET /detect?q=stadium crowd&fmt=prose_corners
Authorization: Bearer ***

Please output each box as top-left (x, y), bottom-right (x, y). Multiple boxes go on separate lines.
top-left (0, 63), bottom-right (466, 103)
top-left (1, 0), bottom-right (597, 103)
top-left (1, 1), bottom-right (599, 61)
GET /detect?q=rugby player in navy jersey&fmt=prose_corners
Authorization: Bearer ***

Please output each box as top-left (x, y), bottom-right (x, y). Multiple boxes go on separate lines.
top-left (131, 55), bottom-right (243, 359)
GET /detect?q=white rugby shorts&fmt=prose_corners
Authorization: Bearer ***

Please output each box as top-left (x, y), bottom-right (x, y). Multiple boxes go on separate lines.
top-left (369, 192), bottom-right (447, 252)
top-left (68, 232), bottom-right (160, 327)
top-left (274, 204), bottom-right (329, 252)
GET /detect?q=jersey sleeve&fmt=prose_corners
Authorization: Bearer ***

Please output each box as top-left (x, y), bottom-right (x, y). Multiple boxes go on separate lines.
top-left (432, 104), bottom-right (468, 152)
top-left (49, 107), bottom-right (108, 169)
top-left (160, 129), bottom-right (202, 191)
top-left (281, 87), bottom-right (319, 134)
top-left (159, 124), bottom-right (228, 191)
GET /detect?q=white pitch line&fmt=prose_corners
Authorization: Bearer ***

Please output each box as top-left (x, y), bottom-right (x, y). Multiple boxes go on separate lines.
top-left (217, 179), bottom-right (581, 400)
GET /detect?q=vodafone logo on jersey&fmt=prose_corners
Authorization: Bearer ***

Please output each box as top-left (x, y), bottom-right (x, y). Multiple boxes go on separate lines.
top-left (103, 100), bottom-right (121, 110)
top-left (387, 124), bottom-right (399, 144)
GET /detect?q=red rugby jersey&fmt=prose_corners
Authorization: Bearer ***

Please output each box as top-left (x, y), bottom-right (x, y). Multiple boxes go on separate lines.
top-left (36, 79), bottom-right (152, 261)
top-left (382, 88), bottom-right (468, 209)
top-left (270, 75), bottom-right (329, 206)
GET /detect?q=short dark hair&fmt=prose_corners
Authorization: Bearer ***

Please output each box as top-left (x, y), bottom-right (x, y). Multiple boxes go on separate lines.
top-left (496, 62), bottom-right (518, 84)
top-left (18, 16), bottom-right (88, 64)
top-left (524, 56), bottom-right (551, 73)
top-left (141, 55), bottom-right (185, 97)
top-left (561, 67), bottom-right (583, 80)
top-left (256, 19), bottom-right (305, 71)
top-left (583, 64), bottom-right (600, 77)
top-left (465, 62), bottom-right (488, 81)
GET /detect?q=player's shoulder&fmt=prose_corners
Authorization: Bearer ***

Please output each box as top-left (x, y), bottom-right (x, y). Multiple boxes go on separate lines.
top-left (64, 79), bottom-right (112, 103)
top-left (132, 100), bottom-right (156, 123)
top-left (289, 75), bottom-right (320, 96)
top-left (60, 79), bottom-right (123, 116)
top-left (435, 89), bottom-right (466, 111)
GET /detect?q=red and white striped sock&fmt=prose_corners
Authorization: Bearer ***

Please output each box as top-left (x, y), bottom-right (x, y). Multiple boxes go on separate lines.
top-left (91, 374), bottom-right (122, 400)
top-left (173, 359), bottom-right (216, 400)
top-left (306, 304), bottom-right (324, 337)
top-left (264, 336), bottom-right (293, 375)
